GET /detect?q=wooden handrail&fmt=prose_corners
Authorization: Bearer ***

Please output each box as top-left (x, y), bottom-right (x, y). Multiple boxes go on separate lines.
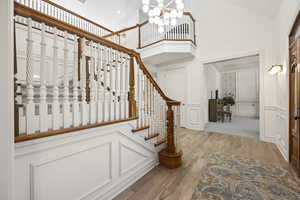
top-left (103, 24), bottom-right (140, 38)
top-left (34, 0), bottom-right (114, 34)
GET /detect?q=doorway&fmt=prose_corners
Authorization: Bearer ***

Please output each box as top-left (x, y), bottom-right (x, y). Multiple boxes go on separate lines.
top-left (203, 55), bottom-right (260, 139)
top-left (157, 66), bottom-right (187, 127)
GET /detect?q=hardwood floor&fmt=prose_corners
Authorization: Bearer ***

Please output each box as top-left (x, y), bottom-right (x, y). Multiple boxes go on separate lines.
top-left (114, 128), bottom-right (294, 200)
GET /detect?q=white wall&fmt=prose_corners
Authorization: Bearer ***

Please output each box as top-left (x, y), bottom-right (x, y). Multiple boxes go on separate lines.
top-left (267, 0), bottom-right (300, 160)
top-left (155, 0), bottom-right (276, 131)
top-left (0, 0), bottom-right (14, 200)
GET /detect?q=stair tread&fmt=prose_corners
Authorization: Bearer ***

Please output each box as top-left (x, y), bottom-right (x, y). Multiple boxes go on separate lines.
top-left (132, 126), bottom-right (150, 133)
top-left (145, 133), bottom-right (159, 141)
top-left (155, 139), bottom-right (167, 147)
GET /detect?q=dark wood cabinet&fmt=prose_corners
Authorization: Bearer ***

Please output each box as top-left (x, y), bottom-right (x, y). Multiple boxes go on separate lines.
top-left (209, 99), bottom-right (217, 122)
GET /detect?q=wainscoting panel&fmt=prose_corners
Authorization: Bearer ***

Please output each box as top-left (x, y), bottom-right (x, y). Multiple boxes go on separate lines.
top-left (263, 106), bottom-right (289, 161)
top-left (14, 121), bottom-right (158, 200)
top-left (185, 104), bottom-right (204, 130)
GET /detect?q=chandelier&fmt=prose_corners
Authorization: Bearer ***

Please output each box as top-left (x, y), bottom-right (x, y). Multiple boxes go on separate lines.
top-left (142, 0), bottom-right (184, 33)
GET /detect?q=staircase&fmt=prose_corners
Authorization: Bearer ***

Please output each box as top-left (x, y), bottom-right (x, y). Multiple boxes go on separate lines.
top-left (13, 0), bottom-right (186, 199)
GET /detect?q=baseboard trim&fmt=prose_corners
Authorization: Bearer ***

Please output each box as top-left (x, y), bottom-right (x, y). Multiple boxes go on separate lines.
top-left (97, 159), bottom-right (159, 200)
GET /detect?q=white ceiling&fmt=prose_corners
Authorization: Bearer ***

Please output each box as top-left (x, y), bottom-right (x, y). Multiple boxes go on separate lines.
top-left (51, 0), bottom-right (142, 31)
top-left (205, 55), bottom-right (259, 72)
top-left (225, 0), bottom-right (283, 18)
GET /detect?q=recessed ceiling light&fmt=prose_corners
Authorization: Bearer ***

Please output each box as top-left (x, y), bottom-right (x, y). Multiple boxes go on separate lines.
top-left (116, 10), bottom-right (121, 14)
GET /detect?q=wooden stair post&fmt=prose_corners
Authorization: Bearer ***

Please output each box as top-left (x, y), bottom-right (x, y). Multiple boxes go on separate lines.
top-left (129, 55), bottom-right (137, 118)
top-left (159, 101), bottom-right (182, 169)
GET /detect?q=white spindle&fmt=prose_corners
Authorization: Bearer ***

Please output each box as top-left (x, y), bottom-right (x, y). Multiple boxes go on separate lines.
top-left (89, 41), bottom-right (97, 124)
top-left (80, 38), bottom-right (88, 125)
top-left (104, 47), bottom-right (110, 121)
top-left (25, 18), bottom-right (35, 134)
top-left (115, 51), bottom-right (120, 120)
top-left (73, 35), bottom-right (80, 127)
top-left (63, 31), bottom-right (70, 128)
top-left (39, 22), bottom-right (48, 132)
top-left (97, 44), bottom-right (104, 123)
top-left (52, 27), bottom-right (60, 130)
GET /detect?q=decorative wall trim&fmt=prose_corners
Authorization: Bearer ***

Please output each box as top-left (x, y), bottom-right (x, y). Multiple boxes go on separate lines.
top-left (263, 105), bottom-right (288, 161)
top-left (14, 121), bottom-right (159, 200)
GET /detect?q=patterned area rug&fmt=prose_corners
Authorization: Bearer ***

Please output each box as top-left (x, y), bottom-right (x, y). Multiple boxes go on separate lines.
top-left (192, 152), bottom-right (300, 200)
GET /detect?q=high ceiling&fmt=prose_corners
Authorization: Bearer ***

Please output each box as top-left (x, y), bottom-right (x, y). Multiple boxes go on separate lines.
top-left (225, 0), bottom-right (283, 18)
top-left (51, 0), bottom-right (142, 31)
top-left (51, 0), bottom-right (283, 32)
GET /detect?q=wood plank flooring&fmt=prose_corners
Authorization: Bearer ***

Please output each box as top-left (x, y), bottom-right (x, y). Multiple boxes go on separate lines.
top-left (114, 128), bottom-right (295, 200)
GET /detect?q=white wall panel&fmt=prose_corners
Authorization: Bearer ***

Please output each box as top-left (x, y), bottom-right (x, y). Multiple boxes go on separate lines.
top-left (14, 121), bottom-right (158, 200)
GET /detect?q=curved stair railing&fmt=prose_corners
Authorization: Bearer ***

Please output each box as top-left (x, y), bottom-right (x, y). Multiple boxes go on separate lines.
top-left (13, 0), bottom-right (182, 168)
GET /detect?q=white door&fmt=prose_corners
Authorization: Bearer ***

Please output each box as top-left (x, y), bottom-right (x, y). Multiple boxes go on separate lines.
top-left (158, 67), bottom-right (186, 127)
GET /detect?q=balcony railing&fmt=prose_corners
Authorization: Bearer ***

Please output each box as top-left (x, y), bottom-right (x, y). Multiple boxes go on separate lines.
top-left (138, 12), bottom-right (196, 48)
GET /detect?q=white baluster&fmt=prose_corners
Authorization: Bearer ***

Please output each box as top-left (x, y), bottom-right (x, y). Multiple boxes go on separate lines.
top-left (104, 47), bottom-right (110, 121)
top-left (137, 68), bottom-right (142, 127)
top-left (97, 44), bottom-right (104, 123)
top-left (109, 49), bottom-right (115, 120)
top-left (63, 31), bottom-right (70, 128)
top-left (52, 27), bottom-right (60, 130)
top-left (120, 53), bottom-right (125, 119)
top-left (73, 35), bottom-right (80, 127)
top-left (80, 38), bottom-right (88, 125)
top-left (25, 18), bottom-right (35, 134)
top-left (39, 22), bottom-right (48, 132)
top-left (115, 51), bottom-right (120, 120)
top-left (89, 41), bottom-right (96, 124)
top-left (124, 56), bottom-right (129, 118)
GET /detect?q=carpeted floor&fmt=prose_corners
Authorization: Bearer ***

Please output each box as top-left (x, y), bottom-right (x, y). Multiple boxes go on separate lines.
top-left (205, 116), bottom-right (259, 139)
top-left (192, 152), bottom-right (300, 200)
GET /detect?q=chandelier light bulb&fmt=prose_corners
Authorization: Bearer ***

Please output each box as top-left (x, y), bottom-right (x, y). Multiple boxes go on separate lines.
top-left (170, 9), bottom-right (177, 18)
top-left (143, 5), bottom-right (149, 13)
top-left (177, 10), bottom-right (183, 18)
top-left (177, 2), bottom-right (184, 10)
top-left (158, 2), bottom-right (164, 8)
top-left (154, 7), bottom-right (161, 16)
top-left (164, 12), bottom-right (170, 19)
top-left (148, 9), bottom-right (154, 17)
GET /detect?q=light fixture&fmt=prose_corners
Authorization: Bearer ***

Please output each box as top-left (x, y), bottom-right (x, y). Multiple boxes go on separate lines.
top-left (142, 0), bottom-right (184, 33)
top-left (268, 65), bottom-right (283, 75)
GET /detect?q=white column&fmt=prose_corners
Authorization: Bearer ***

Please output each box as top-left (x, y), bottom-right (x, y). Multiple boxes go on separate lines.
top-left (39, 22), bottom-right (48, 132)
top-left (25, 18), bottom-right (35, 134)
top-left (63, 31), bottom-right (70, 128)
top-left (72, 35), bottom-right (80, 127)
top-left (80, 38), bottom-right (88, 125)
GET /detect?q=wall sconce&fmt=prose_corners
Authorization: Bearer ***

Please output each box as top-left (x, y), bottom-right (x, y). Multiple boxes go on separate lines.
top-left (268, 65), bottom-right (283, 75)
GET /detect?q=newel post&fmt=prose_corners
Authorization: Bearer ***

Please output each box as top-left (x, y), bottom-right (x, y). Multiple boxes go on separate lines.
top-left (128, 55), bottom-right (137, 118)
top-left (159, 101), bottom-right (183, 169)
